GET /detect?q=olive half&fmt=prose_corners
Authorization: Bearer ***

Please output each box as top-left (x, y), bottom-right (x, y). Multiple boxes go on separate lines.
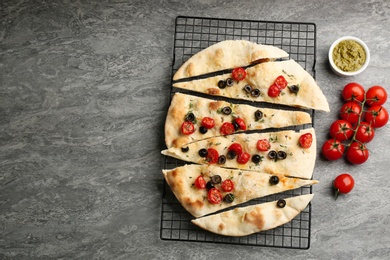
top-left (221, 106), bottom-right (232, 115)
top-left (223, 193), bottom-right (235, 203)
top-left (277, 151), bottom-right (287, 160)
top-left (226, 78), bottom-right (234, 87)
top-left (199, 126), bottom-right (208, 134)
top-left (269, 175), bottom-right (280, 185)
top-left (252, 154), bottom-right (262, 164)
top-left (210, 175), bottom-right (222, 184)
top-left (218, 155), bottom-right (227, 164)
top-left (198, 148), bottom-right (208, 157)
top-left (251, 88), bottom-right (261, 97)
top-left (268, 150), bottom-right (277, 160)
top-left (185, 112), bottom-right (195, 122)
top-left (288, 85), bottom-right (300, 93)
top-left (218, 80), bottom-right (226, 89)
top-left (254, 110), bottom-right (263, 121)
top-left (181, 146), bottom-right (189, 153)
top-left (227, 150), bottom-right (237, 160)
top-left (276, 199), bottom-right (286, 208)
top-left (243, 84), bottom-right (252, 93)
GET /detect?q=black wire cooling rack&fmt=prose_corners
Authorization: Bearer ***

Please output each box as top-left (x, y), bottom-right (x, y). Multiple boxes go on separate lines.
top-left (160, 16), bottom-right (317, 249)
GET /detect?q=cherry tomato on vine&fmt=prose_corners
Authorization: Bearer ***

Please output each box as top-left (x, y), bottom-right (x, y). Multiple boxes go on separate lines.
top-left (340, 102), bottom-right (362, 124)
top-left (299, 133), bottom-right (313, 148)
top-left (365, 105), bottom-right (389, 128)
top-left (342, 82), bottom-right (365, 103)
top-left (322, 139), bottom-right (345, 160)
top-left (194, 175), bottom-right (206, 189)
top-left (207, 188), bottom-right (222, 204)
top-left (329, 119), bottom-right (353, 141)
top-left (354, 122), bottom-right (375, 143)
top-left (231, 67), bottom-right (247, 81)
top-left (365, 85), bottom-right (388, 106)
top-left (333, 173), bottom-right (354, 199)
top-left (346, 141), bottom-right (369, 165)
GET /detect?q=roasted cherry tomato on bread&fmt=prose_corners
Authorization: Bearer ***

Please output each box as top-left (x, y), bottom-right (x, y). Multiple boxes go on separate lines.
top-left (181, 121), bottom-right (195, 135)
top-left (322, 139), bottom-right (345, 161)
top-left (299, 133), bottom-right (313, 148)
top-left (329, 119), bottom-right (353, 141)
top-left (274, 75), bottom-right (288, 89)
top-left (340, 102), bottom-right (362, 124)
top-left (365, 105), bottom-right (389, 128)
top-left (201, 117), bottom-right (215, 129)
top-left (205, 148), bottom-right (219, 164)
top-left (365, 85), bottom-right (388, 106)
top-left (231, 67), bottom-right (247, 81)
top-left (228, 143), bottom-right (243, 155)
top-left (268, 84), bottom-right (281, 97)
top-left (234, 118), bottom-right (247, 130)
top-left (220, 122), bottom-right (235, 135)
top-left (257, 139), bottom-right (271, 151)
top-left (207, 188), bottom-right (223, 204)
top-left (354, 122), bottom-right (375, 143)
top-left (346, 141), bottom-right (369, 165)
top-left (194, 175), bottom-right (206, 189)
top-left (221, 179), bottom-right (234, 192)
top-left (333, 173), bottom-right (354, 199)
top-left (342, 82), bottom-right (365, 103)
top-left (237, 152), bottom-right (251, 164)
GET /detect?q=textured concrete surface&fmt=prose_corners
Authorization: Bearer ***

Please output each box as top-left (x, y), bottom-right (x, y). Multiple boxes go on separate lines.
top-left (1, 0), bottom-right (390, 259)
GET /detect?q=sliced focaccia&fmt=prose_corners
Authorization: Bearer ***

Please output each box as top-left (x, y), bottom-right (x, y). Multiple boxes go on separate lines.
top-left (162, 128), bottom-right (316, 180)
top-left (163, 164), bottom-right (318, 218)
top-left (173, 40), bottom-right (289, 80)
top-left (173, 60), bottom-right (329, 112)
top-left (191, 194), bottom-right (314, 237)
top-left (165, 92), bottom-right (312, 148)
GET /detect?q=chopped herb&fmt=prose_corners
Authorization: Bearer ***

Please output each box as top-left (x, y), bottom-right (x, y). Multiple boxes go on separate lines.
top-left (280, 144), bottom-right (287, 148)
top-left (215, 142), bottom-right (221, 146)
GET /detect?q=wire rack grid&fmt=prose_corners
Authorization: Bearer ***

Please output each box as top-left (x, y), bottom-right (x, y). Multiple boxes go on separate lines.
top-left (160, 15), bottom-right (317, 249)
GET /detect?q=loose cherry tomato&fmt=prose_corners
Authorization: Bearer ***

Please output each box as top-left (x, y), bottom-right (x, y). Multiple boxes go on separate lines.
top-left (299, 133), bottom-right (313, 148)
top-left (237, 152), bottom-right (250, 164)
top-left (274, 75), bottom-right (288, 89)
top-left (181, 121), bottom-right (195, 135)
top-left (234, 118), bottom-right (247, 130)
top-left (365, 85), bottom-right (388, 106)
top-left (220, 122), bottom-right (235, 135)
top-left (201, 117), bottom-right (215, 129)
top-left (346, 141), bottom-right (369, 164)
top-left (365, 105), bottom-right (389, 128)
top-left (194, 175), bottom-right (206, 189)
top-left (257, 139), bottom-right (271, 151)
top-left (333, 173), bottom-right (354, 199)
top-left (354, 122), bottom-right (375, 143)
top-left (207, 188), bottom-right (222, 204)
top-left (322, 139), bottom-right (345, 160)
top-left (228, 143), bottom-right (243, 155)
top-left (221, 179), bottom-right (234, 192)
top-left (205, 148), bottom-right (219, 164)
top-left (268, 84), bottom-right (281, 97)
top-left (329, 119), bottom-right (353, 141)
top-left (232, 67), bottom-right (247, 81)
top-left (342, 82), bottom-right (365, 103)
top-left (340, 102), bottom-right (362, 124)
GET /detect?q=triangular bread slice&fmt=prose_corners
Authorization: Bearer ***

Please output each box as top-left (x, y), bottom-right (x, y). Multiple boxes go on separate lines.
top-left (163, 164), bottom-right (318, 218)
top-left (165, 92), bottom-right (312, 148)
top-left (173, 40), bottom-right (289, 80)
top-left (173, 60), bottom-right (329, 112)
top-left (191, 194), bottom-right (314, 237)
top-left (162, 128), bottom-right (316, 180)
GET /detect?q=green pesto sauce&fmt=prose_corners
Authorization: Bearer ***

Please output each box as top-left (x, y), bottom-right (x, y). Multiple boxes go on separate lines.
top-left (332, 40), bottom-right (366, 72)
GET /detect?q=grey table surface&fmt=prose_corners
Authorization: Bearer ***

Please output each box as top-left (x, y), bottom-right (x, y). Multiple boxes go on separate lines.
top-left (1, 0), bottom-right (390, 259)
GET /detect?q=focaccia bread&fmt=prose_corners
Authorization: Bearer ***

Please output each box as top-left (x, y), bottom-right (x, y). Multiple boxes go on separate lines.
top-left (173, 40), bottom-right (289, 80)
top-left (173, 60), bottom-right (330, 112)
top-left (162, 128), bottom-right (316, 179)
top-left (191, 194), bottom-right (314, 237)
top-left (163, 164), bottom-right (318, 218)
top-left (165, 92), bottom-right (312, 148)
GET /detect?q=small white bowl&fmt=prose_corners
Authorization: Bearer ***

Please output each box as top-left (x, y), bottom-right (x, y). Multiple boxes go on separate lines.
top-left (328, 36), bottom-right (370, 76)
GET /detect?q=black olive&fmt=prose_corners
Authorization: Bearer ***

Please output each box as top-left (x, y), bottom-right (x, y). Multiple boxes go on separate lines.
top-left (181, 146), bottom-right (189, 153)
top-left (276, 199), bottom-right (286, 208)
top-left (210, 175), bottom-right (222, 184)
top-left (199, 126), bottom-right (208, 134)
top-left (277, 151), bottom-right (287, 160)
top-left (185, 112), bottom-right (195, 122)
top-left (268, 150), bottom-right (277, 159)
top-left (218, 155), bottom-right (227, 164)
top-left (227, 150), bottom-right (237, 160)
top-left (206, 181), bottom-right (214, 190)
top-left (218, 80), bottom-right (226, 89)
top-left (288, 85), bottom-right (300, 93)
top-left (226, 78), bottom-right (234, 87)
top-left (254, 110), bottom-right (263, 121)
top-left (223, 193), bottom-right (235, 203)
top-left (269, 175), bottom-right (280, 185)
top-left (232, 121), bottom-right (240, 131)
top-left (198, 148), bottom-right (208, 157)
top-left (221, 106), bottom-right (232, 115)
top-left (243, 84), bottom-right (252, 93)
top-left (251, 88), bottom-right (261, 97)
top-left (252, 154), bottom-right (262, 164)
